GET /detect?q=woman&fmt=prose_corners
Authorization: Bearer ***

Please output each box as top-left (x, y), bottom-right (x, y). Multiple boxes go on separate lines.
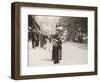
top-left (52, 32), bottom-right (61, 64)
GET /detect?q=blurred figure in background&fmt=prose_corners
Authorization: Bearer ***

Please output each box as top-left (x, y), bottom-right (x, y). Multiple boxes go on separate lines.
top-left (40, 33), bottom-right (47, 49)
top-left (31, 28), bottom-right (39, 48)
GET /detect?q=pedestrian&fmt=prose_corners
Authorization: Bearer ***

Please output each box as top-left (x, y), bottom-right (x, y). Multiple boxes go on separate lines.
top-left (32, 29), bottom-right (39, 48)
top-left (52, 38), bottom-right (59, 64)
top-left (52, 31), bottom-right (62, 64)
top-left (40, 34), bottom-right (47, 49)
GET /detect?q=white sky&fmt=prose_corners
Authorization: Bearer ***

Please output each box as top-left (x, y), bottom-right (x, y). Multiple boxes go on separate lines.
top-left (35, 16), bottom-right (60, 34)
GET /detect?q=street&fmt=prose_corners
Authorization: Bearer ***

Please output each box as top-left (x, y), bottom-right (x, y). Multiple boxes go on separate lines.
top-left (28, 41), bottom-right (88, 67)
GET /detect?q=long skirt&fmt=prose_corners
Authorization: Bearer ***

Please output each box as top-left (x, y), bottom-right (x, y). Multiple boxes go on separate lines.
top-left (58, 46), bottom-right (62, 60)
top-left (52, 47), bottom-right (59, 64)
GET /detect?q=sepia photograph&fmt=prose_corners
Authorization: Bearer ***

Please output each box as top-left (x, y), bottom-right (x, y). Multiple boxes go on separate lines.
top-left (11, 2), bottom-right (97, 79)
top-left (28, 15), bottom-right (88, 66)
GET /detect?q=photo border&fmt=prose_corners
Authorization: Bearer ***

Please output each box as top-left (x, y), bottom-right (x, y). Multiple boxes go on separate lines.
top-left (11, 2), bottom-right (98, 80)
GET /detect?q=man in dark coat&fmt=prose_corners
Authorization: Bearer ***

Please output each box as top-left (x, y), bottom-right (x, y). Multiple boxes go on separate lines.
top-left (31, 29), bottom-right (39, 48)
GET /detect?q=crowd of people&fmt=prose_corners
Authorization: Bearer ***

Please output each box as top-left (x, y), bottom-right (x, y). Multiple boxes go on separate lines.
top-left (28, 27), bottom-right (48, 49)
top-left (68, 29), bottom-right (88, 44)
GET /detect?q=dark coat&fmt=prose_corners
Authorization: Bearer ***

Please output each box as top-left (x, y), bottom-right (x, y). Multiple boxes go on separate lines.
top-left (32, 30), bottom-right (39, 41)
top-left (52, 34), bottom-right (62, 63)
top-left (52, 41), bottom-right (59, 63)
